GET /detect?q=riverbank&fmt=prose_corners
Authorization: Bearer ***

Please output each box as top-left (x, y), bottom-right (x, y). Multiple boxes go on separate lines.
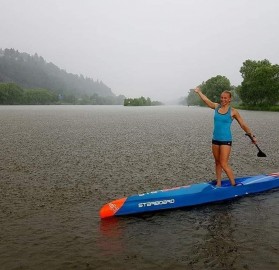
top-left (234, 104), bottom-right (279, 112)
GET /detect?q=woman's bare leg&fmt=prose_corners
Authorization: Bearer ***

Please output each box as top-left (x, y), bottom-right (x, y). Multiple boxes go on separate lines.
top-left (219, 145), bottom-right (235, 186)
top-left (212, 144), bottom-right (222, 186)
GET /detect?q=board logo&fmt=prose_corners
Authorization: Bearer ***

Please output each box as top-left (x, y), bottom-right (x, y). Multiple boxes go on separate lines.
top-left (138, 199), bottom-right (175, 208)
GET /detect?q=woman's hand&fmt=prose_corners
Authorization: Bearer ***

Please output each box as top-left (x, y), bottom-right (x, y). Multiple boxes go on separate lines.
top-left (194, 87), bottom-right (201, 93)
top-left (250, 134), bottom-right (257, 144)
top-left (193, 86), bottom-right (217, 109)
top-left (245, 133), bottom-right (257, 144)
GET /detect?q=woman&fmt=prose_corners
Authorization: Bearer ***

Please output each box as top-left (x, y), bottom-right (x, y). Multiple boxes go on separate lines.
top-left (194, 87), bottom-right (256, 186)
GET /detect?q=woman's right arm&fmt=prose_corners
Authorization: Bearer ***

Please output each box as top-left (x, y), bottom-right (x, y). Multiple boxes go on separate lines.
top-left (194, 87), bottom-right (218, 109)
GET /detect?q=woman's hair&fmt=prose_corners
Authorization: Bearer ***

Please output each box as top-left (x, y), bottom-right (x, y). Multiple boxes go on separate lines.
top-left (222, 90), bottom-right (232, 98)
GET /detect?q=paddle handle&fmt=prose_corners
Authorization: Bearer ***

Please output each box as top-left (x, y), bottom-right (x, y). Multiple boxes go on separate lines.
top-left (245, 133), bottom-right (260, 150)
top-left (245, 133), bottom-right (256, 143)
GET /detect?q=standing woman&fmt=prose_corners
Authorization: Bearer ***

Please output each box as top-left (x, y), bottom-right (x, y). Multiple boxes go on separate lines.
top-left (194, 87), bottom-right (256, 186)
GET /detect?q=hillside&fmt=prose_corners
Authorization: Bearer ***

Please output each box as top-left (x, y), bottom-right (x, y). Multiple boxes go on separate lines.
top-left (0, 48), bottom-right (114, 98)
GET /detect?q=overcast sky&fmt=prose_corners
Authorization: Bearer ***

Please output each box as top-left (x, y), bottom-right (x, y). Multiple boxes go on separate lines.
top-left (1, 0), bottom-right (279, 102)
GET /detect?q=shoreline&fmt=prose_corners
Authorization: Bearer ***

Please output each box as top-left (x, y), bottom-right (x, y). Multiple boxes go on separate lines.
top-left (233, 104), bottom-right (279, 112)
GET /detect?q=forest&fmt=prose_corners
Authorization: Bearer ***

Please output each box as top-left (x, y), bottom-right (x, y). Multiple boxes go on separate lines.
top-left (186, 59), bottom-right (279, 111)
top-left (0, 48), bottom-right (125, 105)
top-left (1, 48), bottom-right (278, 109)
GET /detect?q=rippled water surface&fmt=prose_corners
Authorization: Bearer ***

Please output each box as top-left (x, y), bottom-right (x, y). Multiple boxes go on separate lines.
top-left (0, 105), bottom-right (278, 270)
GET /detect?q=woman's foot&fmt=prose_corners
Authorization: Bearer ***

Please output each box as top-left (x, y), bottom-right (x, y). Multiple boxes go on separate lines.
top-left (212, 180), bottom-right (221, 187)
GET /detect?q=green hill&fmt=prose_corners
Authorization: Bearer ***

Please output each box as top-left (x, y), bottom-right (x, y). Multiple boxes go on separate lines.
top-left (0, 48), bottom-right (114, 98)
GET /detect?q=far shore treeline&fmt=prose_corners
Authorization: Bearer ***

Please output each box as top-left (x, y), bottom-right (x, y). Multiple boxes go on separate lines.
top-left (124, 96), bottom-right (163, 106)
top-left (1, 48), bottom-right (278, 110)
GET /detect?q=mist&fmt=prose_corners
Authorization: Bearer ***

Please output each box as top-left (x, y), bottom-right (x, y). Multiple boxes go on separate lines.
top-left (1, 0), bottom-right (279, 103)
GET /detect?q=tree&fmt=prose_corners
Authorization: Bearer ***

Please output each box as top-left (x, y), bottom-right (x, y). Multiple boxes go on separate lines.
top-left (238, 59), bottom-right (279, 106)
top-left (231, 85), bottom-right (241, 105)
top-left (186, 88), bottom-right (203, 106)
top-left (187, 75), bottom-right (231, 106)
top-left (23, 88), bottom-right (57, 104)
top-left (124, 96), bottom-right (162, 106)
top-left (201, 75), bottom-right (231, 102)
top-left (0, 83), bottom-right (24, 104)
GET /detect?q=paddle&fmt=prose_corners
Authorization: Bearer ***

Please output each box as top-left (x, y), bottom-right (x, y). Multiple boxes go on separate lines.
top-left (245, 133), bottom-right (267, 157)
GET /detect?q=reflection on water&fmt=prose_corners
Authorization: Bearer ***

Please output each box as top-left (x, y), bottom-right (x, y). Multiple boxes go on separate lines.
top-left (97, 200), bottom-right (278, 270)
top-left (188, 205), bottom-right (238, 269)
top-left (99, 218), bottom-right (126, 255)
top-left (100, 217), bottom-right (124, 238)
top-left (0, 105), bottom-right (278, 270)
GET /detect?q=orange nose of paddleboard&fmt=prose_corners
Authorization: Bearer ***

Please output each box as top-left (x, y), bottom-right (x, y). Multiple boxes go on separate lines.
top-left (99, 197), bottom-right (127, 219)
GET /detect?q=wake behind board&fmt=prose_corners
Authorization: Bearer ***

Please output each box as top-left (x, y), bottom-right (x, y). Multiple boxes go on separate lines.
top-left (99, 173), bottom-right (279, 219)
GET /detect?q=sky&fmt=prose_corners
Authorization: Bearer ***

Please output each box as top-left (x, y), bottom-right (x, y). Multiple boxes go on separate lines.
top-left (1, 0), bottom-right (279, 102)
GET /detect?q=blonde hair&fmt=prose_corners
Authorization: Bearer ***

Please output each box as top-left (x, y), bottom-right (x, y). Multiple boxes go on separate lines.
top-left (222, 90), bottom-right (232, 98)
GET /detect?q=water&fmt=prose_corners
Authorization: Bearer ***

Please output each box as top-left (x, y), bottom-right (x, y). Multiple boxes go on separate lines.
top-left (0, 105), bottom-right (278, 270)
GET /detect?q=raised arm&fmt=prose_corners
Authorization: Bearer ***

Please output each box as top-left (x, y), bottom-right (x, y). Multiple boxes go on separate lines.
top-left (194, 87), bottom-right (218, 109)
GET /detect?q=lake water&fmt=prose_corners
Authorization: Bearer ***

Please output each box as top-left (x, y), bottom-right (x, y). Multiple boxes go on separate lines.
top-left (0, 105), bottom-right (278, 270)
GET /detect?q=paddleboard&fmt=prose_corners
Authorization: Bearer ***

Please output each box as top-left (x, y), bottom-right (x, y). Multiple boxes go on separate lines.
top-left (100, 173), bottom-right (279, 219)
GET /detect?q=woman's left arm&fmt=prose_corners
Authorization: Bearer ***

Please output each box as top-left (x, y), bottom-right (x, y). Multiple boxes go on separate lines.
top-left (232, 109), bottom-right (257, 142)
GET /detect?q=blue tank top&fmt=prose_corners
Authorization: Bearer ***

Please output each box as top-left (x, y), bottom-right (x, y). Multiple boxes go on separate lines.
top-left (213, 106), bottom-right (233, 141)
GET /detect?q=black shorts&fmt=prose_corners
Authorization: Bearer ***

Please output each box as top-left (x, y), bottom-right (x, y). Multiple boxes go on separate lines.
top-left (212, 140), bottom-right (232, 146)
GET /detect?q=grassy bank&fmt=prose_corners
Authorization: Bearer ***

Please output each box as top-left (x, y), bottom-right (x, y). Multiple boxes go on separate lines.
top-left (234, 104), bottom-right (279, 112)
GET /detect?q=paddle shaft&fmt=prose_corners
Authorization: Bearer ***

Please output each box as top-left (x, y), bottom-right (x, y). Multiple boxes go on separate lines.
top-left (245, 133), bottom-right (266, 157)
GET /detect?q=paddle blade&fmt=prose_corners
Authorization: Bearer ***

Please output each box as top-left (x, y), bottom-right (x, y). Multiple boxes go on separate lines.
top-left (257, 150), bottom-right (267, 157)
top-left (245, 133), bottom-right (267, 157)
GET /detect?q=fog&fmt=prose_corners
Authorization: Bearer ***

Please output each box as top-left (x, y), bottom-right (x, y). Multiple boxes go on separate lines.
top-left (1, 0), bottom-right (279, 102)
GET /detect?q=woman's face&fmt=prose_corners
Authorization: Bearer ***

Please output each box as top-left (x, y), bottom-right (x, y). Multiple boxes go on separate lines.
top-left (220, 92), bottom-right (231, 106)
